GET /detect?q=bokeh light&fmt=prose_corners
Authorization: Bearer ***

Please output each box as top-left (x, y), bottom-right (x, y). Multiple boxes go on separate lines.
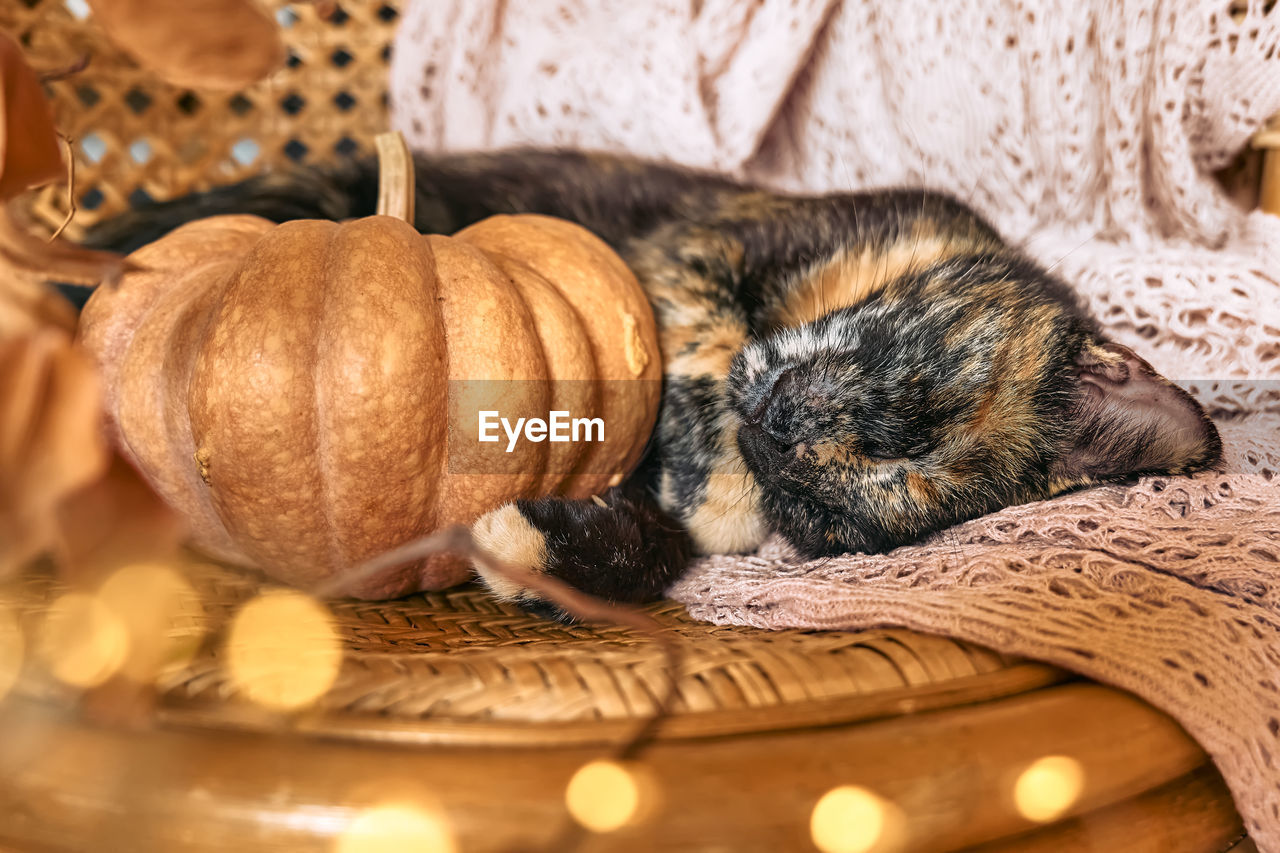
top-left (37, 592), bottom-right (129, 688)
top-left (810, 785), bottom-right (901, 853)
top-left (565, 760), bottom-right (644, 832)
top-left (225, 589), bottom-right (341, 711)
top-left (98, 562), bottom-right (204, 682)
top-left (1013, 755), bottom-right (1085, 822)
top-left (337, 803), bottom-right (456, 853)
top-left (0, 604), bottom-right (22, 702)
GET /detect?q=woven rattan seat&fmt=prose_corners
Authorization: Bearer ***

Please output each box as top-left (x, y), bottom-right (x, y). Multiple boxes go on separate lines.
top-left (0, 1), bottom-right (1254, 848)
top-left (0, 561), bottom-right (1248, 851)
top-left (173, 562), bottom-right (1057, 737)
top-left (16, 560), bottom-right (1054, 740)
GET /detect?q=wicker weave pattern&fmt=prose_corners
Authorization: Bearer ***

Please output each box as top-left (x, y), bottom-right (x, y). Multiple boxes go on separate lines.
top-left (0, 0), bottom-right (398, 239)
top-left (14, 560), bottom-right (1038, 733)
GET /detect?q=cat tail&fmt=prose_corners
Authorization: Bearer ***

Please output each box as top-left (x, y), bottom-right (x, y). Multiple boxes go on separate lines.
top-left (470, 484), bottom-right (694, 623)
top-left (78, 161), bottom-right (382, 255)
top-left (44, 163), bottom-right (378, 311)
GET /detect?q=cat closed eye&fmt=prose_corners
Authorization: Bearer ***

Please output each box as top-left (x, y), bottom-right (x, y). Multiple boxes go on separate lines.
top-left (863, 448), bottom-right (909, 462)
top-left (859, 437), bottom-right (928, 461)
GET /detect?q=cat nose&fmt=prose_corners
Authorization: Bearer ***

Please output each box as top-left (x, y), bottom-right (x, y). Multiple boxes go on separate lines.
top-left (746, 367), bottom-right (802, 449)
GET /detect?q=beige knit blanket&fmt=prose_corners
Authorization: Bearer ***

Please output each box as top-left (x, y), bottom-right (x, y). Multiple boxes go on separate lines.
top-left (390, 0), bottom-right (1280, 844)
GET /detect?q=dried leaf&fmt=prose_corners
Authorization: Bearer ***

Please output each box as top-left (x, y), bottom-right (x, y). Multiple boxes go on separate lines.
top-left (0, 329), bottom-right (185, 584)
top-left (52, 450), bottom-right (187, 586)
top-left (0, 37), bottom-right (123, 330)
top-left (0, 330), bottom-right (109, 578)
top-left (0, 273), bottom-right (77, 337)
top-left (0, 32), bottom-right (64, 200)
top-left (86, 0), bottom-right (286, 91)
top-left (0, 205), bottom-right (134, 287)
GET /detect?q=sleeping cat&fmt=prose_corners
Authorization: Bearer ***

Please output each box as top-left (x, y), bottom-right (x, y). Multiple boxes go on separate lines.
top-left (83, 151), bottom-right (1222, 619)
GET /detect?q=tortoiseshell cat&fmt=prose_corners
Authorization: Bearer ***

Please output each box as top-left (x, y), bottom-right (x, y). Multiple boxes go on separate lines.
top-left (85, 151), bottom-right (1222, 619)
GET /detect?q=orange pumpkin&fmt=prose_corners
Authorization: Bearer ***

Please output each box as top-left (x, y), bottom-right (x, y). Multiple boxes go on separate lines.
top-left (77, 174), bottom-right (661, 597)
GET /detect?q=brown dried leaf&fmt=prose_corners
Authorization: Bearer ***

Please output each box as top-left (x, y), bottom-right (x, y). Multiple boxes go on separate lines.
top-left (52, 450), bottom-right (187, 586)
top-left (0, 329), bottom-right (109, 578)
top-left (0, 32), bottom-right (64, 200)
top-left (0, 329), bottom-right (185, 584)
top-left (0, 205), bottom-right (134, 287)
top-left (0, 273), bottom-right (77, 337)
top-left (0, 37), bottom-right (121, 331)
top-left (86, 0), bottom-right (286, 91)
top-left (0, 205), bottom-right (133, 337)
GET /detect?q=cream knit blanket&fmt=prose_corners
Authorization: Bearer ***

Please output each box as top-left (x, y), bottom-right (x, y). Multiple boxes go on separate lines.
top-left (389, 0), bottom-right (1280, 845)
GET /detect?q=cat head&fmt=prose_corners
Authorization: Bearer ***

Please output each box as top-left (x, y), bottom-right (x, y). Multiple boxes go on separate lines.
top-left (727, 254), bottom-right (1221, 557)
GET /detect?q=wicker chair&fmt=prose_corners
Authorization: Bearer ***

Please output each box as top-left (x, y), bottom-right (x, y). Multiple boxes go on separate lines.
top-left (0, 3), bottom-right (1262, 850)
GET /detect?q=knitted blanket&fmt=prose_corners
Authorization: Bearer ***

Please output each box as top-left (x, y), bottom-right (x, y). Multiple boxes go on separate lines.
top-left (389, 0), bottom-right (1280, 845)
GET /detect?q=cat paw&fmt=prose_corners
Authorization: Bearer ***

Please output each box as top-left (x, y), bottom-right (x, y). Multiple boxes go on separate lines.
top-left (470, 503), bottom-right (553, 607)
top-left (471, 490), bottom-right (693, 623)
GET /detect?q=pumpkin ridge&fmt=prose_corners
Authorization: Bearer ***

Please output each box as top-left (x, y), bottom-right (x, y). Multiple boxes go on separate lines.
top-left (311, 222), bottom-right (343, 570)
top-left (454, 215), bottom-right (662, 496)
top-left (190, 219), bottom-right (337, 580)
top-left (80, 214), bottom-right (276, 445)
top-left (161, 258), bottom-right (248, 561)
top-left (315, 216), bottom-right (449, 595)
top-left (431, 234), bottom-right (552, 525)
top-left (478, 249), bottom-right (600, 493)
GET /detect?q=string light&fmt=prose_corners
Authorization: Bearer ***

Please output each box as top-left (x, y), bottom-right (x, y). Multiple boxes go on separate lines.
top-left (565, 760), bottom-right (646, 832)
top-left (810, 785), bottom-right (902, 853)
top-left (224, 589), bottom-right (341, 710)
top-left (1013, 755), bottom-right (1085, 822)
top-left (97, 562), bottom-right (203, 682)
top-left (0, 604), bottom-right (22, 702)
top-left (337, 803), bottom-right (456, 853)
top-left (37, 592), bottom-right (129, 688)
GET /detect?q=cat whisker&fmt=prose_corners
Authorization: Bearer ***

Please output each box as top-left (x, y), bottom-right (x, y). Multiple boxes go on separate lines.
top-left (1042, 229), bottom-right (1103, 276)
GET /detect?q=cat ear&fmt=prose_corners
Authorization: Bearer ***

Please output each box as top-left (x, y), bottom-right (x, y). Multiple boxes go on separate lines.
top-left (1051, 342), bottom-right (1221, 484)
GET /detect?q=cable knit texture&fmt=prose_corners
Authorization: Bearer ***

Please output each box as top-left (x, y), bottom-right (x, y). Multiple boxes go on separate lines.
top-left (391, 0), bottom-right (1280, 845)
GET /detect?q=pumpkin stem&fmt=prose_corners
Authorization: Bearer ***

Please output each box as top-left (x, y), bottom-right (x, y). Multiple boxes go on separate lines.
top-left (374, 131), bottom-right (415, 224)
